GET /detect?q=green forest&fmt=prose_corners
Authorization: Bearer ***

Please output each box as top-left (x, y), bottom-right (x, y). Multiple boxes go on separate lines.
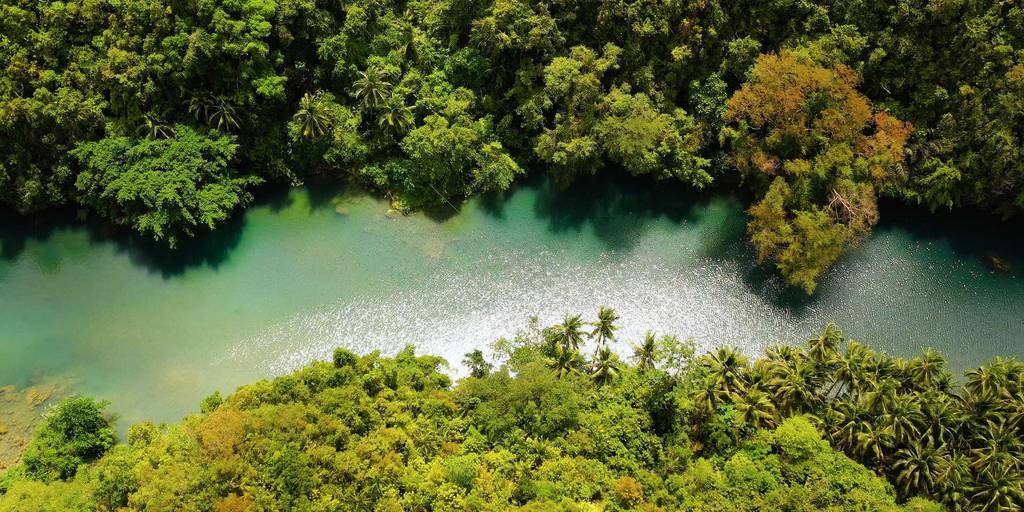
top-left (3, 0), bottom-right (1023, 291)
top-left (2, 312), bottom-right (1023, 510)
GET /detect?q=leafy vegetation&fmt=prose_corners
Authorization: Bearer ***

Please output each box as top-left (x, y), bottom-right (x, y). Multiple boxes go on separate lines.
top-left (2, 0), bottom-right (1023, 290)
top-left (3, 310), bottom-right (1023, 510)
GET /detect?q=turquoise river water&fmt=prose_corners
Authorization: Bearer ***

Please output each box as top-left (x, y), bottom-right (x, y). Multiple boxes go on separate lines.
top-left (1, 177), bottom-right (1022, 428)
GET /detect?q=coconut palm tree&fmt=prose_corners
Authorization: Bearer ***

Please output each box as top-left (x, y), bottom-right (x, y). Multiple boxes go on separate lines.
top-left (960, 388), bottom-right (1004, 433)
top-left (969, 418), bottom-right (1022, 471)
top-left (831, 340), bottom-right (876, 399)
top-left (189, 93), bottom-right (241, 132)
top-left (764, 344), bottom-right (804, 365)
top-left (969, 461), bottom-right (1024, 512)
top-left (548, 314), bottom-right (586, 353)
top-left (591, 346), bottom-right (620, 386)
top-left (831, 399), bottom-right (872, 453)
top-left (768, 359), bottom-right (822, 415)
top-left (880, 393), bottom-right (925, 445)
top-left (966, 364), bottom-right (1005, 399)
top-left (631, 332), bottom-right (658, 371)
top-left (703, 346), bottom-right (749, 403)
top-left (908, 348), bottom-right (948, 390)
top-left (748, 359), bottom-right (775, 390)
top-left (855, 421), bottom-right (894, 465)
top-left (863, 377), bottom-right (900, 413)
top-left (293, 91), bottom-right (334, 140)
top-left (378, 100), bottom-right (414, 136)
top-left (920, 392), bottom-right (963, 446)
top-left (546, 346), bottom-right (584, 379)
top-left (589, 306), bottom-right (619, 347)
top-left (893, 441), bottom-right (946, 496)
top-left (1006, 393), bottom-right (1024, 431)
top-left (807, 323), bottom-right (843, 371)
top-left (936, 451), bottom-right (973, 510)
top-left (138, 111), bottom-right (175, 139)
top-left (733, 387), bottom-right (777, 430)
top-left (353, 67), bottom-right (393, 108)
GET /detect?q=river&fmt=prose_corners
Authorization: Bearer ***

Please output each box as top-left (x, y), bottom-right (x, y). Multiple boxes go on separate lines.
top-left (1, 177), bottom-right (1022, 429)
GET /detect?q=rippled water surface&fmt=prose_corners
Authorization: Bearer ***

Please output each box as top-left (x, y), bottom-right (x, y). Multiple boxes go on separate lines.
top-left (1, 178), bottom-right (1022, 426)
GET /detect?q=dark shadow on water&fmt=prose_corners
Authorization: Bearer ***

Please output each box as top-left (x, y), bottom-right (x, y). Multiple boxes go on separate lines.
top-left (0, 206), bottom-right (248, 279)
top-left (0, 179), bottom-right (369, 278)
top-left (304, 178), bottom-right (359, 212)
top-left (0, 209), bottom-right (68, 261)
top-left (523, 172), bottom-right (716, 251)
top-left (875, 198), bottom-right (1024, 271)
top-left (420, 197), bottom-right (466, 223)
top-left (99, 214), bottom-right (247, 278)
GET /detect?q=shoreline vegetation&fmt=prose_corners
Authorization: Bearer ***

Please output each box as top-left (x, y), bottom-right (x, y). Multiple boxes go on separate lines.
top-left (3, 0), bottom-right (1024, 293)
top-left (2, 311), bottom-right (1022, 510)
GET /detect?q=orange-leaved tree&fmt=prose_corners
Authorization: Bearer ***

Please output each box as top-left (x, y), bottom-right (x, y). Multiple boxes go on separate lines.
top-left (724, 49), bottom-right (913, 293)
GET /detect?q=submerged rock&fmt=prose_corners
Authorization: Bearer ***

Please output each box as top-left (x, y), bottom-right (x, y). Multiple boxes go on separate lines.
top-left (986, 254), bottom-right (1012, 273)
top-left (0, 377), bottom-right (71, 471)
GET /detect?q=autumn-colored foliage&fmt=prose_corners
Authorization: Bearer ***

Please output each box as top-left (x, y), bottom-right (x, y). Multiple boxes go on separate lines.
top-left (725, 50), bottom-right (912, 293)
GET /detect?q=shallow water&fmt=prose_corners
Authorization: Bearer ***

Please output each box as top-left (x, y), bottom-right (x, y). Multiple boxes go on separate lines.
top-left (1, 177), bottom-right (1022, 427)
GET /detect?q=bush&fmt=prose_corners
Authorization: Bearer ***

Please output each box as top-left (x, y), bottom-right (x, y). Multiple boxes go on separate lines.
top-left (333, 348), bottom-right (358, 368)
top-left (22, 398), bottom-right (116, 482)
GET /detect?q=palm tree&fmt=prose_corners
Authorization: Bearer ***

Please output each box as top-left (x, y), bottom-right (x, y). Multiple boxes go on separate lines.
top-left (138, 111), bottom-right (175, 139)
top-left (855, 421), bottom-right (894, 465)
top-left (207, 96), bottom-right (241, 132)
top-left (631, 332), bottom-right (658, 371)
top-left (733, 387), bottom-right (777, 430)
top-left (187, 93), bottom-right (212, 121)
top-left (969, 418), bottom-right (1022, 471)
top-left (353, 67), bottom-right (393, 108)
top-left (1006, 393), bottom-right (1024, 431)
top-left (969, 461), bottom-right (1024, 512)
top-left (936, 451), bottom-right (972, 510)
top-left (589, 306), bottom-right (619, 348)
top-left (377, 100), bottom-right (414, 135)
top-left (920, 392), bottom-right (962, 446)
top-left (703, 346), bottom-right (749, 403)
top-left (831, 399), bottom-right (872, 453)
top-left (880, 393), bottom-right (924, 445)
top-left (764, 344), bottom-right (803, 365)
top-left (591, 347), bottom-right (620, 386)
top-left (546, 346), bottom-right (584, 379)
top-left (960, 388), bottom-right (1004, 433)
top-left (769, 359), bottom-right (822, 415)
top-left (188, 93), bottom-right (241, 132)
top-left (293, 91), bottom-right (334, 140)
top-left (863, 377), bottom-right (900, 413)
top-left (893, 441), bottom-right (946, 496)
top-left (548, 314), bottom-right (586, 353)
top-left (908, 348), bottom-right (948, 390)
top-left (831, 340), bottom-right (877, 399)
top-left (808, 323), bottom-right (842, 368)
top-left (966, 364), bottom-right (1006, 399)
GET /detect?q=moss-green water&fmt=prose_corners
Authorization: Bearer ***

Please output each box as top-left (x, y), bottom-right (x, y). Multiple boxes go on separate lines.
top-left (1, 178), bottom-right (1022, 428)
